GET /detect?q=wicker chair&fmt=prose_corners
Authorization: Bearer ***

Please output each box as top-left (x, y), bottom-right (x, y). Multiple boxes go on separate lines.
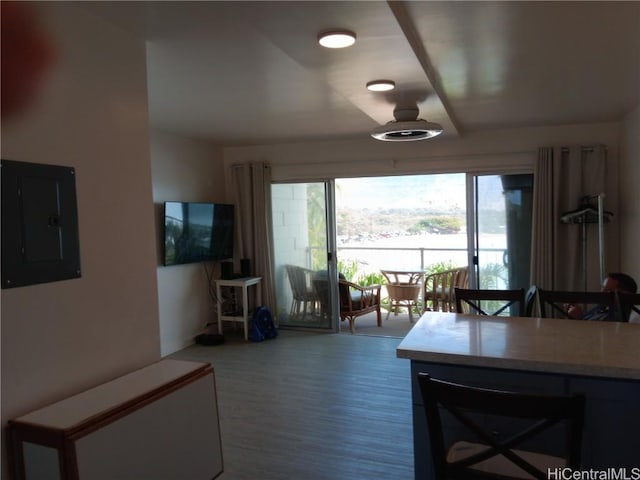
top-left (285, 264), bottom-right (318, 321)
top-left (424, 266), bottom-right (469, 312)
top-left (339, 279), bottom-right (382, 333)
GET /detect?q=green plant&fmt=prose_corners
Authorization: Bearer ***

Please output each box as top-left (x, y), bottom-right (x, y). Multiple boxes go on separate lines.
top-left (306, 183), bottom-right (327, 269)
top-left (337, 259), bottom-right (359, 282)
top-left (337, 259), bottom-right (386, 287)
top-left (414, 215), bottom-right (464, 234)
top-left (479, 263), bottom-right (507, 289)
top-left (424, 260), bottom-right (458, 276)
top-left (357, 271), bottom-right (384, 287)
top-left (477, 263), bottom-right (510, 315)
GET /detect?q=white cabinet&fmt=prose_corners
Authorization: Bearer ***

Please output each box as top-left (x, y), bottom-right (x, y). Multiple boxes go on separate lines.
top-left (8, 359), bottom-right (223, 480)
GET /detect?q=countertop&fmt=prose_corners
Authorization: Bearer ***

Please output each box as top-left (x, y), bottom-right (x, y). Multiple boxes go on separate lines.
top-left (397, 312), bottom-right (640, 380)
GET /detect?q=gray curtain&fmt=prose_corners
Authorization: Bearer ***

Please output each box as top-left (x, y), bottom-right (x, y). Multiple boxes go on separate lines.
top-left (231, 162), bottom-right (276, 311)
top-left (530, 146), bottom-right (607, 291)
top-left (530, 147), bottom-right (556, 289)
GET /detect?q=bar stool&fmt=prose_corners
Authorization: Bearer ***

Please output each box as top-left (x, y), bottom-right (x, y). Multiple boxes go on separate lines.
top-left (417, 373), bottom-right (585, 480)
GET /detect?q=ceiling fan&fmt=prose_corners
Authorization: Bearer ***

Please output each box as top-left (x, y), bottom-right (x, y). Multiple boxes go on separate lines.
top-left (370, 103), bottom-right (443, 142)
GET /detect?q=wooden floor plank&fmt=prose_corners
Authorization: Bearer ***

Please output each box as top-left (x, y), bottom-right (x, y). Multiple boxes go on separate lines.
top-left (170, 331), bottom-right (414, 480)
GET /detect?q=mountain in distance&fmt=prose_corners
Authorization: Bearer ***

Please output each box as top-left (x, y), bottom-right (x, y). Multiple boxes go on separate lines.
top-left (336, 173), bottom-right (506, 212)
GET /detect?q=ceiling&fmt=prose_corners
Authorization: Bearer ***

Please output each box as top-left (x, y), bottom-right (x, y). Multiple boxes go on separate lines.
top-left (81, 1), bottom-right (640, 147)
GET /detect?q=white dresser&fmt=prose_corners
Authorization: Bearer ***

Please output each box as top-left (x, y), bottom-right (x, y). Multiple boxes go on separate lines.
top-left (7, 359), bottom-right (223, 480)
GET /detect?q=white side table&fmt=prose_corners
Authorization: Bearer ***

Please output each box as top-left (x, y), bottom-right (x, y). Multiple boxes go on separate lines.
top-left (215, 277), bottom-right (262, 341)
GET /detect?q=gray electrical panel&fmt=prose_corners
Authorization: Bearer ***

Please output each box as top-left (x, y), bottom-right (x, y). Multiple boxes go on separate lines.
top-left (1, 159), bottom-right (81, 288)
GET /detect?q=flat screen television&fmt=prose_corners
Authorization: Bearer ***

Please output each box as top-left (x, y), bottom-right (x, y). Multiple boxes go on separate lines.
top-left (163, 202), bottom-right (234, 266)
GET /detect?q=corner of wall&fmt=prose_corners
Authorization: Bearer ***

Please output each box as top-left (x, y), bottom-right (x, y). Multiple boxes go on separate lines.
top-left (619, 104), bottom-right (640, 281)
top-left (1, 4), bottom-right (161, 476)
top-left (150, 130), bottom-right (227, 356)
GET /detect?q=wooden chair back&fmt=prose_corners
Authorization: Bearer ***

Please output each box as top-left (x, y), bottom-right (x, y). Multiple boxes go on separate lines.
top-left (417, 373), bottom-right (585, 480)
top-left (454, 288), bottom-right (526, 317)
top-left (525, 285), bottom-right (538, 317)
top-left (617, 292), bottom-right (640, 322)
top-left (538, 289), bottom-right (616, 321)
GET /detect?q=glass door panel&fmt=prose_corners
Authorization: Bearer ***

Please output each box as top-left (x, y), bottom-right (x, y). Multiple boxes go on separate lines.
top-left (469, 174), bottom-right (533, 311)
top-left (271, 182), bottom-right (337, 330)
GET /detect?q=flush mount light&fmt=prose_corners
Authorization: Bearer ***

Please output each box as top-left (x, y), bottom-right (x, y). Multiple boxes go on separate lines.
top-left (366, 80), bottom-right (395, 92)
top-left (318, 30), bottom-right (356, 49)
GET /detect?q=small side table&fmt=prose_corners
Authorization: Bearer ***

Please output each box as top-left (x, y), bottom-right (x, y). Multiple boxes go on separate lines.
top-left (215, 277), bottom-right (262, 341)
top-left (380, 269), bottom-right (424, 323)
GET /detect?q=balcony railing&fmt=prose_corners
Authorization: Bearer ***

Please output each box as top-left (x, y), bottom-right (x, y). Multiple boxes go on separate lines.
top-left (307, 245), bottom-right (507, 279)
top-left (334, 246), bottom-right (506, 273)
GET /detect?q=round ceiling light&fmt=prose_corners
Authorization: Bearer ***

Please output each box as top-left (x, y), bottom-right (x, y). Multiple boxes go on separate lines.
top-left (318, 30), bottom-right (356, 49)
top-left (366, 80), bottom-right (395, 92)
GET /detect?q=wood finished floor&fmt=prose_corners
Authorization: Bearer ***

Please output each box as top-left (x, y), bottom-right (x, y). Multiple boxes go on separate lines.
top-left (170, 330), bottom-right (414, 480)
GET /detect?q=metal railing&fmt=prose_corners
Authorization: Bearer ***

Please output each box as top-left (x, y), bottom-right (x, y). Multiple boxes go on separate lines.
top-left (333, 246), bottom-right (506, 273)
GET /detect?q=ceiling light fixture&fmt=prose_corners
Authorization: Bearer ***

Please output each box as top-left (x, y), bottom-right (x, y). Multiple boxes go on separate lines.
top-left (318, 30), bottom-right (356, 49)
top-left (366, 80), bottom-right (395, 92)
top-left (371, 105), bottom-right (443, 141)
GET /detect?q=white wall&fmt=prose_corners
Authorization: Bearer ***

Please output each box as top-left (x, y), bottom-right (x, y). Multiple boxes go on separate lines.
top-left (1, 4), bottom-right (160, 473)
top-left (224, 122), bottom-right (621, 180)
top-left (150, 130), bottom-right (226, 356)
top-left (271, 184), bottom-right (312, 322)
top-left (619, 104), bottom-right (640, 281)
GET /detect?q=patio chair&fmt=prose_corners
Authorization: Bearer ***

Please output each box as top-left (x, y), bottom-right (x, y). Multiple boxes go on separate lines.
top-left (424, 266), bottom-right (469, 313)
top-left (381, 270), bottom-right (424, 323)
top-left (285, 264), bottom-right (318, 321)
top-left (339, 278), bottom-right (382, 333)
top-left (454, 288), bottom-right (526, 317)
top-left (418, 373), bottom-right (585, 480)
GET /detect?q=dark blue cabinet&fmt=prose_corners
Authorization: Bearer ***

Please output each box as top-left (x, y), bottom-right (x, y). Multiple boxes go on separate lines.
top-left (410, 361), bottom-right (640, 480)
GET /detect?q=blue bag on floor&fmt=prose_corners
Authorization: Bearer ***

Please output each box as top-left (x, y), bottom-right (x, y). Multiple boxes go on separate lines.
top-left (249, 306), bottom-right (277, 342)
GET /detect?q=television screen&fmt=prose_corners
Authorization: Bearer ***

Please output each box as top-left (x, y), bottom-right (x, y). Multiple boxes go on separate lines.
top-left (163, 202), bottom-right (234, 266)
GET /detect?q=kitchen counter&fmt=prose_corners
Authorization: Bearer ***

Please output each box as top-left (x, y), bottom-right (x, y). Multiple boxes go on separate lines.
top-left (398, 312), bottom-right (640, 480)
top-left (397, 312), bottom-right (640, 380)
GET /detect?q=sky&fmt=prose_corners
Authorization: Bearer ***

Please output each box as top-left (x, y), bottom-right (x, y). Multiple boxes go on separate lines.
top-left (336, 173), bottom-right (468, 211)
top-left (335, 173), bottom-right (508, 211)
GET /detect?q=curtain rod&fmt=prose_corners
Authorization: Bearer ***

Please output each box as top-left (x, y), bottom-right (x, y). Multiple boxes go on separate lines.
top-left (230, 163), bottom-right (271, 169)
top-left (560, 145), bottom-right (608, 153)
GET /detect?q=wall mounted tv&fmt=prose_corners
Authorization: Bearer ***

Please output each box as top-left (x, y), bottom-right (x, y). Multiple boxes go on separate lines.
top-left (163, 202), bottom-right (234, 266)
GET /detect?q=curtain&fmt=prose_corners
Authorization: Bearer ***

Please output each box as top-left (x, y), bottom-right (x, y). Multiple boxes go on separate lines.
top-left (529, 147), bottom-right (556, 289)
top-left (231, 162), bottom-right (276, 311)
top-left (530, 146), bottom-right (607, 291)
top-left (553, 147), bottom-right (583, 290)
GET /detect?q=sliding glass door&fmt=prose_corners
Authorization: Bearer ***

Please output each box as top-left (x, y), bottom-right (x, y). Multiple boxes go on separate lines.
top-left (271, 182), bottom-right (338, 330)
top-left (468, 174), bottom-right (533, 291)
